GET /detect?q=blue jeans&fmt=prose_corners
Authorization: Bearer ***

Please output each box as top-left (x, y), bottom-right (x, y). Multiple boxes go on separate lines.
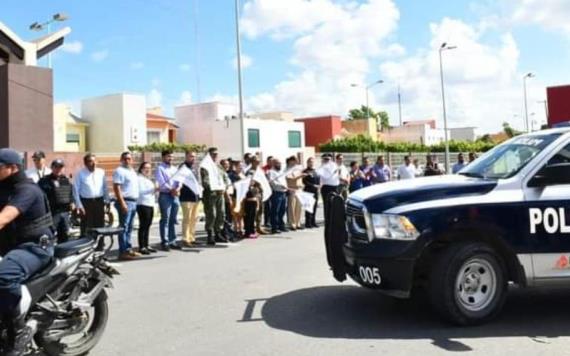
top-left (159, 193), bottom-right (180, 245)
top-left (270, 191), bottom-right (287, 231)
top-left (115, 201), bottom-right (137, 253)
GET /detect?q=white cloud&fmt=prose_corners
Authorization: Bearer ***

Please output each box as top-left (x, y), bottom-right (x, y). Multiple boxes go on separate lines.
top-left (130, 62), bottom-right (144, 70)
top-left (232, 54), bottom-right (253, 70)
top-left (376, 17), bottom-right (547, 133)
top-left (151, 78), bottom-right (161, 87)
top-left (146, 89), bottom-right (162, 108)
top-left (240, 0), bottom-right (550, 133)
top-left (511, 0), bottom-right (570, 36)
top-left (179, 64), bottom-right (191, 72)
top-left (61, 41), bottom-right (83, 54)
top-left (239, 0), bottom-right (401, 116)
top-left (91, 50), bottom-right (109, 62)
top-left (178, 91), bottom-right (193, 105)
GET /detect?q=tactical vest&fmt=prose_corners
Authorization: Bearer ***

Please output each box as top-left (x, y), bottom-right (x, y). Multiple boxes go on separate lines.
top-left (53, 178), bottom-right (73, 206)
top-left (8, 181), bottom-right (54, 247)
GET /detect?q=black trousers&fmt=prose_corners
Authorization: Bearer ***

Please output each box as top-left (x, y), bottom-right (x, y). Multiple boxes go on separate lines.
top-left (53, 211), bottom-right (71, 244)
top-left (321, 185), bottom-right (338, 225)
top-left (304, 190), bottom-right (319, 227)
top-left (80, 197), bottom-right (105, 236)
top-left (244, 200), bottom-right (257, 235)
top-left (137, 205), bottom-right (154, 249)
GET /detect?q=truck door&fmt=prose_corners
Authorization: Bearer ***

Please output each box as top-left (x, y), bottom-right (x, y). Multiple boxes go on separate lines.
top-left (524, 141), bottom-right (570, 280)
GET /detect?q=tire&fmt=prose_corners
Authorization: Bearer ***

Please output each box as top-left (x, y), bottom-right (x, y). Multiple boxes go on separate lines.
top-left (428, 242), bottom-right (507, 326)
top-left (36, 291), bottom-right (109, 356)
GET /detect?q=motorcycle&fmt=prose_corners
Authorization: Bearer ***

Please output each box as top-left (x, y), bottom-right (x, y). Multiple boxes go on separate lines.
top-left (0, 227), bottom-right (122, 355)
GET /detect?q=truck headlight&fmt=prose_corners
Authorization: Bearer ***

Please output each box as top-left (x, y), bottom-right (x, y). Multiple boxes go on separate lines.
top-left (364, 213), bottom-right (420, 241)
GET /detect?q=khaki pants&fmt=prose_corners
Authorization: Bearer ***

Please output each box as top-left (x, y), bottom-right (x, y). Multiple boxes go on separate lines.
top-left (287, 191), bottom-right (302, 228)
top-left (181, 201), bottom-right (200, 243)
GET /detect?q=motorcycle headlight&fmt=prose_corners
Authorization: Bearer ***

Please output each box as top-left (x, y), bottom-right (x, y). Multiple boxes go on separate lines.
top-left (365, 213), bottom-right (420, 241)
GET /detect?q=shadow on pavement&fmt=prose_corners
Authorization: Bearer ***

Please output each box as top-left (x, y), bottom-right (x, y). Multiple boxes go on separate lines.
top-left (258, 285), bottom-right (570, 352)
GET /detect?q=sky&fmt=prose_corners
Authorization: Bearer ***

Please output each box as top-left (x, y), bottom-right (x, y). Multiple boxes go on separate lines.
top-left (3, 0), bottom-right (570, 134)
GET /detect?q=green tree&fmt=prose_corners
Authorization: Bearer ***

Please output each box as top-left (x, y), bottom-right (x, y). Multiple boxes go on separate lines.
top-left (348, 105), bottom-right (376, 120)
top-left (378, 111), bottom-right (390, 131)
top-left (503, 122), bottom-right (516, 138)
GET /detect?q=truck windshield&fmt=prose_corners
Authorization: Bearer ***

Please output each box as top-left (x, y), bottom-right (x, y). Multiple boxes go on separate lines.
top-left (459, 133), bottom-right (562, 179)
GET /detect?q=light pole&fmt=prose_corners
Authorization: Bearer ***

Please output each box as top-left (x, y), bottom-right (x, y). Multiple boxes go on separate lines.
top-left (351, 79), bottom-right (383, 120)
top-left (439, 42), bottom-right (457, 174)
top-left (234, 0), bottom-right (246, 157)
top-left (30, 13), bottom-right (68, 68)
top-left (523, 72), bottom-right (535, 133)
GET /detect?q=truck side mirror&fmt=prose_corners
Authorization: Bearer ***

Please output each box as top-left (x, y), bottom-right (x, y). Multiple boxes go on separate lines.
top-left (528, 163), bottom-right (570, 188)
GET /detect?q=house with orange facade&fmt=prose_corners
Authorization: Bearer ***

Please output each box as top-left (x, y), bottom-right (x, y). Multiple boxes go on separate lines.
top-left (146, 107), bottom-right (178, 144)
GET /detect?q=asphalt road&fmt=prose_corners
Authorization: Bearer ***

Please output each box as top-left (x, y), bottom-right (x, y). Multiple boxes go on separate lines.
top-left (67, 223), bottom-right (570, 356)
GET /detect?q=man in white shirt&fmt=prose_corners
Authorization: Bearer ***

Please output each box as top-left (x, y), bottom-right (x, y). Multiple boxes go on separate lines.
top-left (397, 156), bottom-right (417, 180)
top-left (336, 154), bottom-right (350, 200)
top-left (25, 151), bottom-right (51, 183)
top-left (317, 153), bottom-right (340, 222)
top-left (268, 159), bottom-right (288, 233)
top-left (113, 152), bottom-right (140, 260)
top-left (73, 153), bottom-right (109, 235)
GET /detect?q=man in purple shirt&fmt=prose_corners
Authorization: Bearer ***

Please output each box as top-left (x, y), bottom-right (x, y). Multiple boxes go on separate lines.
top-left (371, 155), bottom-right (391, 184)
top-left (155, 150), bottom-right (181, 251)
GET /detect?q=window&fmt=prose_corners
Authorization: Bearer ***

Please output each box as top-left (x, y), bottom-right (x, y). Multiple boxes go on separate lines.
top-left (288, 130), bottom-right (301, 148)
top-left (248, 129), bottom-right (260, 148)
top-left (147, 131), bottom-right (161, 144)
top-left (66, 133), bottom-right (80, 143)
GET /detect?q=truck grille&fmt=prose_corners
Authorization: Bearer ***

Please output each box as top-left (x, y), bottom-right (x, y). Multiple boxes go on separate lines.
top-left (346, 201), bottom-right (368, 241)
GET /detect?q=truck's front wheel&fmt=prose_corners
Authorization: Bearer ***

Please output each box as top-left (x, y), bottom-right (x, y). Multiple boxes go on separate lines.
top-left (429, 242), bottom-right (508, 325)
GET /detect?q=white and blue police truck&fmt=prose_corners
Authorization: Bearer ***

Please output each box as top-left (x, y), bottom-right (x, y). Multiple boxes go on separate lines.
top-left (324, 128), bottom-right (570, 325)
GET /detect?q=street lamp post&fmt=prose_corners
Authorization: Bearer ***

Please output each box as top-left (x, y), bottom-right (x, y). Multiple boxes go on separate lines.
top-left (234, 0), bottom-right (246, 157)
top-left (523, 72), bottom-right (535, 133)
top-left (351, 79), bottom-right (383, 121)
top-left (29, 13), bottom-right (68, 68)
top-left (439, 42), bottom-right (457, 174)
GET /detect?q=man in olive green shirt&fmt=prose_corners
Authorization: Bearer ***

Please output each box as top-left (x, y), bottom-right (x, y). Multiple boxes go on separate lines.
top-left (200, 147), bottom-right (229, 245)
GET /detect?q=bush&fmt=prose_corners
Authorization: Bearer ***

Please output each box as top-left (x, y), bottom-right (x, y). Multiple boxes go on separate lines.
top-left (319, 135), bottom-right (496, 153)
top-left (128, 142), bottom-right (206, 153)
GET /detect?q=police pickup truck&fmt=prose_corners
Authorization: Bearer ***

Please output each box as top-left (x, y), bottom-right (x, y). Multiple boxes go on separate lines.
top-left (324, 128), bottom-right (570, 325)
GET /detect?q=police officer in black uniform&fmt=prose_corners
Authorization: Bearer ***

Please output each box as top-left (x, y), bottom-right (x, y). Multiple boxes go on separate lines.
top-left (38, 159), bottom-right (74, 243)
top-left (0, 148), bottom-right (54, 356)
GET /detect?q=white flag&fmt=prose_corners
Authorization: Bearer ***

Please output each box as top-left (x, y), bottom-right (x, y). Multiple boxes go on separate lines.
top-left (253, 167), bottom-right (272, 202)
top-left (200, 154), bottom-right (225, 191)
top-left (173, 165), bottom-right (203, 198)
top-left (233, 178), bottom-right (251, 213)
top-left (296, 191), bottom-right (316, 213)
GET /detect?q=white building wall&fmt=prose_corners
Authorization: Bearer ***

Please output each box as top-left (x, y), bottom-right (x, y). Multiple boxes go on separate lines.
top-left (121, 95), bottom-right (147, 149)
top-left (175, 102), bottom-right (237, 146)
top-left (81, 94), bottom-right (147, 153)
top-left (450, 127), bottom-right (477, 142)
top-left (380, 125), bottom-right (448, 146)
top-left (244, 119), bottom-right (306, 162)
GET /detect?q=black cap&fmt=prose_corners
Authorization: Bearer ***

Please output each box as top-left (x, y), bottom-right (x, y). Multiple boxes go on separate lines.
top-left (321, 153), bottom-right (332, 160)
top-left (32, 151), bottom-right (46, 159)
top-left (51, 159), bottom-right (65, 168)
top-left (0, 148), bottom-right (23, 166)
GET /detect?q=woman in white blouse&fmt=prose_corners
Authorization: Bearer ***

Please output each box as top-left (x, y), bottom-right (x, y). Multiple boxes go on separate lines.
top-left (137, 162), bottom-right (158, 254)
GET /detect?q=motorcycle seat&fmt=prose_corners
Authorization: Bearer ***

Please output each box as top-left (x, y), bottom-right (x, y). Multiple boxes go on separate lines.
top-left (54, 238), bottom-right (94, 258)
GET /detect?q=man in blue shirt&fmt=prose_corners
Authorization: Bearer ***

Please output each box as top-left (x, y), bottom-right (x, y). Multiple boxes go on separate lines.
top-left (155, 150), bottom-right (181, 251)
top-left (113, 152), bottom-right (140, 260)
top-left (452, 153), bottom-right (467, 174)
top-left (371, 155), bottom-right (391, 184)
